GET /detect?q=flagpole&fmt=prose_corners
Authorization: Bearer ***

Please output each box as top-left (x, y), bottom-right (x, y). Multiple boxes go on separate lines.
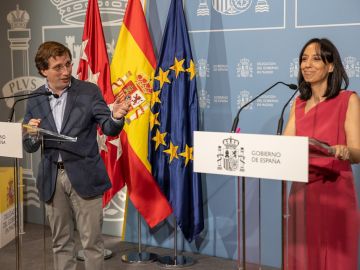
top-left (121, 211), bottom-right (157, 264)
top-left (157, 216), bottom-right (194, 268)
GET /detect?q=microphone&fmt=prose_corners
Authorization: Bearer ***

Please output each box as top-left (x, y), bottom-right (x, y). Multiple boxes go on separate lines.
top-left (231, 82), bottom-right (298, 132)
top-left (276, 89), bottom-right (299, 135)
top-left (0, 91), bottom-right (56, 100)
top-left (7, 92), bottom-right (58, 122)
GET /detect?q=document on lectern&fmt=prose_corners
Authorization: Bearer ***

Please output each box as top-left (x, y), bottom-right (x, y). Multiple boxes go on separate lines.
top-left (22, 124), bottom-right (77, 142)
top-left (308, 137), bottom-right (335, 158)
top-left (194, 131), bottom-right (309, 183)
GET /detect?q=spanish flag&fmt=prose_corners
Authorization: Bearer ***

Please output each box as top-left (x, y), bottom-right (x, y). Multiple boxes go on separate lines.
top-left (108, 0), bottom-right (172, 228)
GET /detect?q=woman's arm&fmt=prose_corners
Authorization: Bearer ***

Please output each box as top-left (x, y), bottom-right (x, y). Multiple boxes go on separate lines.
top-left (344, 93), bottom-right (360, 163)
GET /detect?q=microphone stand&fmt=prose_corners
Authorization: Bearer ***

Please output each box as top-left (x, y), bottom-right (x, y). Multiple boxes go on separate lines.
top-left (276, 90), bottom-right (299, 136)
top-left (6, 92), bottom-right (54, 123)
top-left (276, 89), bottom-right (298, 270)
top-left (230, 82), bottom-right (297, 270)
top-left (231, 82), bottom-right (297, 133)
top-left (0, 92), bottom-right (48, 100)
top-left (8, 96), bottom-right (39, 123)
top-left (7, 103), bottom-right (24, 270)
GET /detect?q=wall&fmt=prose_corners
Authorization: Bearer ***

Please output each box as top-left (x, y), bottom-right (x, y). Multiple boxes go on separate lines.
top-left (0, 1), bottom-right (359, 268)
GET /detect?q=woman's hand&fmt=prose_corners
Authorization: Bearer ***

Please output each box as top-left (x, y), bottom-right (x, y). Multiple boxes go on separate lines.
top-left (330, 145), bottom-right (351, 160)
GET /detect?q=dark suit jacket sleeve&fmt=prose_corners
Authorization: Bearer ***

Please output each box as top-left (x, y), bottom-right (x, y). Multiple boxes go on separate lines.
top-left (22, 94), bottom-right (42, 153)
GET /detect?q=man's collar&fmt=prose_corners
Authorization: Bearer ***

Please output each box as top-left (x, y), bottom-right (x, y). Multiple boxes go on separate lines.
top-left (45, 80), bottom-right (71, 97)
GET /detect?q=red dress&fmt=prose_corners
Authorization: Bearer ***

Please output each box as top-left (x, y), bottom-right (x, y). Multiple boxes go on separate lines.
top-left (286, 91), bottom-right (359, 270)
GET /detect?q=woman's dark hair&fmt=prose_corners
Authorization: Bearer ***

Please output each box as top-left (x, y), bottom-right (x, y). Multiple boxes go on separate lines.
top-left (298, 38), bottom-right (349, 100)
top-left (35, 41), bottom-right (72, 77)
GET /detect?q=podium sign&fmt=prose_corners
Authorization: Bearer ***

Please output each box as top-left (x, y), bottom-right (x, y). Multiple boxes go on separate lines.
top-left (0, 122), bottom-right (23, 158)
top-left (194, 131), bottom-right (308, 183)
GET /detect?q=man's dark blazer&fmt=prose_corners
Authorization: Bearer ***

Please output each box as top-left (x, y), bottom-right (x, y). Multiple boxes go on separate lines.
top-left (23, 77), bottom-right (124, 202)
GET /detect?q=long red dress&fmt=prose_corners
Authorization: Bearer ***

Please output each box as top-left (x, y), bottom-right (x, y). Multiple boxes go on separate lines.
top-left (286, 90), bottom-right (359, 270)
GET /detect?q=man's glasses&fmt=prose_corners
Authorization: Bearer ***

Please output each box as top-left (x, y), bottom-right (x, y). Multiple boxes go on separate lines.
top-left (50, 61), bottom-right (73, 72)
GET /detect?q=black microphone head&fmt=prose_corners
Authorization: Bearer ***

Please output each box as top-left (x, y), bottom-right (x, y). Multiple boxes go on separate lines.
top-left (279, 82), bottom-right (298, 90)
top-left (43, 91), bottom-right (59, 98)
top-left (288, 84), bottom-right (298, 90)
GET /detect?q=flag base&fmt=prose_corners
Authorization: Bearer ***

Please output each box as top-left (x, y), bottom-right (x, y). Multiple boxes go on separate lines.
top-left (121, 251), bottom-right (157, 264)
top-left (157, 255), bottom-right (195, 268)
top-left (76, 249), bottom-right (112, 261)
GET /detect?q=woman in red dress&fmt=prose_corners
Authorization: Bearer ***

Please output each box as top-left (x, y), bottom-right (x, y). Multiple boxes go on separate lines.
top-left (283, 38), bottom-right (360, 270)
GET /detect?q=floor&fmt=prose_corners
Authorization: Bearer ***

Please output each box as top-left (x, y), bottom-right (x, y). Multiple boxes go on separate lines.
top-left (0, 223), bottom-right (278, 270)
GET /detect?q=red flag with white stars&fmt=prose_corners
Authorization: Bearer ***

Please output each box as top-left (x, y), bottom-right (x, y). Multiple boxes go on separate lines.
top-left (77, 0), bottom-right (125, 209)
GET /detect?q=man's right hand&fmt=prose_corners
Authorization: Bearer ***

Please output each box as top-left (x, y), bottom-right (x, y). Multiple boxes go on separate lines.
top-left (28, 118), bottom-right (41, 127)
top-left (26, 118), bottom-right (41, 136)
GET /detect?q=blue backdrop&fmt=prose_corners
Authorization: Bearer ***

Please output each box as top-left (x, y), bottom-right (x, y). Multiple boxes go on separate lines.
top-left (0, 0), bottom-right (359, 268)
top-left (124, 0), bottom-right (360, 267)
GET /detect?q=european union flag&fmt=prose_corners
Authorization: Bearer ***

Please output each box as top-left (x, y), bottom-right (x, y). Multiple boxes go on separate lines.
top-left (148, 0), bottom-right (204, 242)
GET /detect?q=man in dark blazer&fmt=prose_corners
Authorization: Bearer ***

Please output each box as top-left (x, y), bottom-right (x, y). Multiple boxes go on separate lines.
top-left (23, 41), bottom-right (130, 270)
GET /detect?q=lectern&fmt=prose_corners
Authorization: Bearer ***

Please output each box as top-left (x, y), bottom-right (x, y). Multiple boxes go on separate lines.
top-left (22, 124), bottom-right (76, 270)
top-left (0, 122), bottom-right (23, 270)
top-left (194, 131), bottom-right (309, 270)
top-left (0, 122), bottom-right (76, 270)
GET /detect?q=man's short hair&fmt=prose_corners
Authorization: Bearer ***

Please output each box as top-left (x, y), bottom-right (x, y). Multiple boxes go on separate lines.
top-left (35, 41), bottom-right (72, 77)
